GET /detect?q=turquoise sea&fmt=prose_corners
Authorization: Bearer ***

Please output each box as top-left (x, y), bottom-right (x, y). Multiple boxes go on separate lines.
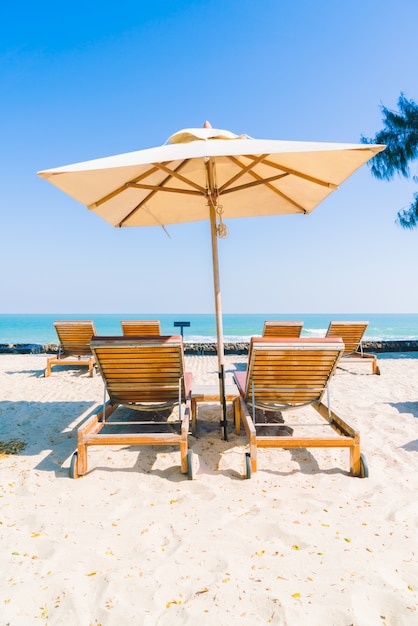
top-left (1, 313), bottom-right (418, 344)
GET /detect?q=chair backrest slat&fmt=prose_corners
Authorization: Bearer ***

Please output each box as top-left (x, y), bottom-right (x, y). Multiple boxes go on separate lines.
top-left (263, 321), bottom-right (303, 338)
top-left (244, 337), bottom-right (344, 407)
top-left (326, 321), bottom-right (368, 355)
top-left (121, 320), bottom-right (161, 336)
top-left (91, 336), bottom-right (186, 405)
top-left (54, 321), bottom-right (96, 356)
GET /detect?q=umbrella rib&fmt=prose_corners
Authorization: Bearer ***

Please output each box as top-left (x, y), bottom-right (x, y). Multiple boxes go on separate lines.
top-left (221, 173), bottom-right (289, 194)
top-left (89, 159), bottom-right (201, 211)
top-left (89, 165), bottom-right (161, 209)
top-left (226, 155), bottom-right (308, 212)
top-left (218, 153), bottom-right (268, 193)
top-left (117, 161), bottom-right (192, 226)
top-left (128, 182), bottom-right (202, 196)
top-left (152, 161), bottom-right (206, 193)
top-left (250, 155), bottom-right (339, 189)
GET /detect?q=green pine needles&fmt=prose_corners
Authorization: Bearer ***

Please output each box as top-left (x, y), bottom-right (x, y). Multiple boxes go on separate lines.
top-left (362, 93), bottom-right (418, 229)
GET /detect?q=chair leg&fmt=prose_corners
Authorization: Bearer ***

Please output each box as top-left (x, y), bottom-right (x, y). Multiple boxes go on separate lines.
top-left (240, 399), bottom-right (258, 473)
top-left (361, 353), bottom-right (380, 375)
top-left (77, 441), bottom-right (88, 476)
top-left (249, 440), bottom-right (257, 473)
top-left (45, 358), bottom-right (52, 377)
top-left (191, 398), bottom-right (197, 436)
top-left (180, 439), bottom-right (188, 473)
top-left (234, 397), bottom-right (241, 435)
top-left (350, 438), bottom-right (361, 476)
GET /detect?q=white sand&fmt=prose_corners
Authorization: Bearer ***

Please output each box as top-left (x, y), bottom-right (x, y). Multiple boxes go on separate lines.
top-left (0, 353), bottom-right (418, 624)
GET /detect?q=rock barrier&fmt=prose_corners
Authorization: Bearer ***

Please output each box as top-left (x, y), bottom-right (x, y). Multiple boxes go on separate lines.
top-left (361, 340), bottom-right (418, 353)
top-left (183, 341), bottom-right (418, 355)
top-left (0, 343), bottom-right (46, 354)
top-left (1, 340), bottom-right (418, 355)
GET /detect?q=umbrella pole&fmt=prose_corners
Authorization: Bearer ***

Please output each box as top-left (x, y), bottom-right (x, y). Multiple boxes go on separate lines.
top-left (209, 203), bottom-right (228, 441)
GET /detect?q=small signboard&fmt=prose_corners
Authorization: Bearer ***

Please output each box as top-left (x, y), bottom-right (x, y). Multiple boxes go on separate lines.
top-left (173, 321), bottom-right (191, 338)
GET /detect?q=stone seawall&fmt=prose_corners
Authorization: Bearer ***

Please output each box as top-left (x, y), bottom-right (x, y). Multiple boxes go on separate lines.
top-left (1, 340), bottom-right (418, 355)
top-left (184, 341), bottom-right (418, 355)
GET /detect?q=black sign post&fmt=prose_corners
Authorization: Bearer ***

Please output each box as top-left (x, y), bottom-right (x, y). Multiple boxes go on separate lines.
top-left (173, 321), bottom-right (190, 338)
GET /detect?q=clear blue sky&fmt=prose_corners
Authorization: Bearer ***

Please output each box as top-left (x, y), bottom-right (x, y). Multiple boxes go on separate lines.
top-left (2, 0), bottom-right (418, 314)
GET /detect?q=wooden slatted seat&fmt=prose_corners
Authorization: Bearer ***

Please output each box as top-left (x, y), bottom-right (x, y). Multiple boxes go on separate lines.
top-left (69, 335), bottom-right (193, 479)
top-left (121, 320), bottom-right (161, 336)
top-left (45, 321), bottom-right (96, 377)
top-left (263, 320), bottom-right (303, 337)
top-left (326, 321), bottom-right (380, 375)
top-left (233, 337), bottom-right (367, 478)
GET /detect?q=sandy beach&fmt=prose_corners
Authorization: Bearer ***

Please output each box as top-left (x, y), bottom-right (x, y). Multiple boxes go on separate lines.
top-left (1, 352), bottom-right (418, 625)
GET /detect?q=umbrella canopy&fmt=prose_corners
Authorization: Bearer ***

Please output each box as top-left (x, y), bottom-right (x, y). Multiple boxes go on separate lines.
top-left (38, 125), bottom-right (385, 227)
top-left (38, 124), bottom-right (385, 438)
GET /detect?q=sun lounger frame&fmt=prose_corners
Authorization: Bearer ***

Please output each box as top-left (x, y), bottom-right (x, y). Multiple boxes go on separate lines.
top-left (234, 337), bottom-right (366, 478)
top-left (326, 321), bottom-right (380, 375)
top-left (45, 320), bottom-right (96, 377)
top-left (69, 336), bottom-right (193, 479)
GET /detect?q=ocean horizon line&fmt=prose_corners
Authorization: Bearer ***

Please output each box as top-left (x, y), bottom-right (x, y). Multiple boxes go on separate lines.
top-left (2, 311), bottom-right (417, 315)
top-left (1, 313), bottom-right (418, 344)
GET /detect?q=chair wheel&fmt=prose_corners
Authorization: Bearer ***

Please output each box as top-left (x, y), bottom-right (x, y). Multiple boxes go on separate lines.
top-left (187, 450), bottom-right (194, 480)
top-left (359, 453), bottom-right (369, 478)
top-left (69, 451), bottom-right (79, 479)
top-left (245, 452), bottom-right (251, 479)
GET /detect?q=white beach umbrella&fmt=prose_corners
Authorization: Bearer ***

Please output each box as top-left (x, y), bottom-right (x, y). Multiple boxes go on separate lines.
top-left (38, 123), bottom-right (385, 439)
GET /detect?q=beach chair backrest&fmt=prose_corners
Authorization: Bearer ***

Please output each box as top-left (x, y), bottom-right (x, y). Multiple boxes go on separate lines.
top-left (263, 321), bottom-right (303, 337)
top-left (54, 321), bottom-right (96, 356)
top-left (121, 320), bottom-right (161, 336)
top-left (244, 337), bottom-right (344, 408)
top-left (326, 321), bottom-right (368, 355)
top-left (91, 336), bottom-right (187, 406)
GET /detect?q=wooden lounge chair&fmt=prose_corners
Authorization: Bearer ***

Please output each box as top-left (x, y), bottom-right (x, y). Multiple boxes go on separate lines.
top-left (45, 321), bottom-right (96, 377)
top-left (263, 320), bottom-right (303, 337)
top-left (121, 320), bottom-right (161, 336)
top-left (233, 337), bottom-right (367, 479)
top-left (69, 335), bottom-right (193, 479)
top-left (326, 321), bottom-right (380, 375)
